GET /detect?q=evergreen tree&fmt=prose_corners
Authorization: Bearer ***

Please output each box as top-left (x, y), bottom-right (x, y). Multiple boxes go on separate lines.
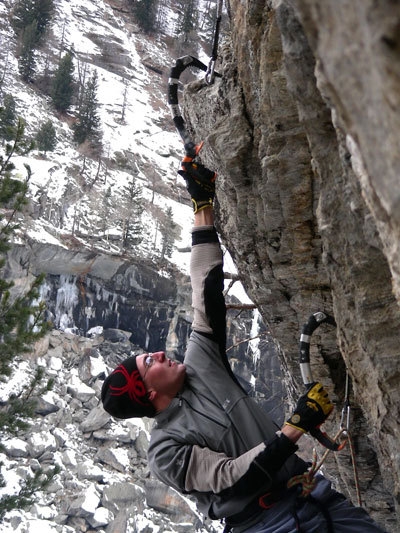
top-left (52, 52), bottom-right (74, 112)
top-left (73, 70), bottom-right (101, 145)
top-left (0, 95), bottom-right (17, 142)
top-left (18, 20), bottom-right (38, 82)
top-left (99, 186), bottom-right (112, 238)
top-left (13, 0), bottom-right (54, 82)
top-left (120, 175), bottom-right (143, 250)
top-left (130, 0), bottom-right (159, 33)
top-left (36, 119), bottom-right (57, 154)
top-left (175, 0), bottom-right (198, 40)
top-left (160, 206), bottom-right (178, 261)
top-left (12, 0), bottom-right (54, 42)
top-left (0, 118), bottom-right (57, 518)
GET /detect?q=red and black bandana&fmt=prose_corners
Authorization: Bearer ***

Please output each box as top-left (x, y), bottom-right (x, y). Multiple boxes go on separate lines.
top-left (101, 356), bottom-right (156, 419)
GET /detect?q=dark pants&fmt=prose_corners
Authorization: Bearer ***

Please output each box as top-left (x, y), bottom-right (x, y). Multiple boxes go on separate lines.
top-left (237, 476), bottom-right (387, 533)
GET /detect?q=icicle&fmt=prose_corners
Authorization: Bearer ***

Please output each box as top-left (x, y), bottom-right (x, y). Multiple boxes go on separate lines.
top-left (249, 308), bottom-right (261, 365)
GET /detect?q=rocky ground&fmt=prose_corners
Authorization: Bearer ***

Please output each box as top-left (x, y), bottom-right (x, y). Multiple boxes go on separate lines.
top-left (0, 329), bottom-right (222, 533)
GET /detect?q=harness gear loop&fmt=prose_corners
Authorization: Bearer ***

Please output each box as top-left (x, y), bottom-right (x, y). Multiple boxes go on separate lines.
top-left (205, 0), bottom-right (224, 85)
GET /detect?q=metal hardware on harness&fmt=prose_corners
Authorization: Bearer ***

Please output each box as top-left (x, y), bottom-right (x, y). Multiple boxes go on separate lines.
top-left (205, 0), bottom-right (224, 85)
top-left (299, 312), bottom-right (347, 452)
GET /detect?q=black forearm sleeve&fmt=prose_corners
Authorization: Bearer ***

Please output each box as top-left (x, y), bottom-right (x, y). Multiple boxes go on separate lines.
top-left (217, 434), bottom-right (298, 501)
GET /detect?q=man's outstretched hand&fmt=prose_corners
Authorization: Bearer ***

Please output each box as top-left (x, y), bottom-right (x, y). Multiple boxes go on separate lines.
top-left (285, 382), bottom-right (333, 434)
top-left (178, 161), bottom-right (216, 213)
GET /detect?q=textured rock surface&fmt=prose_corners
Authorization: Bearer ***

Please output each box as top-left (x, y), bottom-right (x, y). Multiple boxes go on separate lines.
top-left (182, 1), bottom-right (400, 530)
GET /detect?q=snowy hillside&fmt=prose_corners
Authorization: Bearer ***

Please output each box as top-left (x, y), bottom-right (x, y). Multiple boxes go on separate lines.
top-left (0, 0), bottom-right (211, 273)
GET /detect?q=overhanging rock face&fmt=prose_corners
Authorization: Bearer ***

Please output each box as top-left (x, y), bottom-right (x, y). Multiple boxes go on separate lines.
top-left (182, 1), bottom-right (400, 530)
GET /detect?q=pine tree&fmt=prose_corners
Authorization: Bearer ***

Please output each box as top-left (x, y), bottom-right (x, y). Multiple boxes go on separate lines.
top-left (160, 206), bottom-right (179, 261)
top-left (36, 119), bottom-right (57, 154)
top-left (52, 52), bottom-right (74, 112)
top-left (18, 20), bottom-right (38, 82)
top-left (130, 0), bottom-right (159, 33)
top-left (99, 186), bottom-right (112, 238)
top-left (73, 70), bottom-right (101, 145)
top-left (120, 175), bottom-right (143, 251)
top-left (12, 0), bottom-right (54, 42)
top-left (0, 118), bottom-right (56, 518)
top-left (175, 0), bottom-right (198, 40)
top-left (13, 0), bottom-right (55, 82)
top-left (0, 95), bottom-right (17, 142)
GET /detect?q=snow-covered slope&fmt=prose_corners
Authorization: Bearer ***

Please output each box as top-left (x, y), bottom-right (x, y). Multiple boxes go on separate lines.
top-left (1, 0), bottom-right (196, 271)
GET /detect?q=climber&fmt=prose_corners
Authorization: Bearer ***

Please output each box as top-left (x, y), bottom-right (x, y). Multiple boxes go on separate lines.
top-left (101, 159), bottom-right (386, 533)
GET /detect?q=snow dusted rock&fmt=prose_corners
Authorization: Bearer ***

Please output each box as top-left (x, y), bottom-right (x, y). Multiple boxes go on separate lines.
top-left (67, 374), bottom-right (96, 402)
top-left (30, 503), bottom-right (57, 520)
top-left (103, 328), bottom-right (131, 342)
top-left (27, 431), bottom-right (57, 458)
top-left (67, 484), bottom-right (101, 518)
top-left (96, 446), bottom-right (129, 473)
top-left (76, 460), bottom-right (105, 482)
top-left (78, 349), bottom-right (107, 383)
top-left (3, 438), bottom-right (29, 458)
top-left (87, 505), bottom-right (114, 528)
top-left (60, 449), bottom-right (78, 468)
top-left (80, 404), bottom-right (110, 433)
top-left (52, 427), bottom-right (69, 447)
top-left (101, 482), bottom-right (145, 515)
top-left (135, 429), bottom-right (150, 459)
top-left (47, 345), bottom-right (64, 362)
top-left (34, 391), bottom-right (61, 416)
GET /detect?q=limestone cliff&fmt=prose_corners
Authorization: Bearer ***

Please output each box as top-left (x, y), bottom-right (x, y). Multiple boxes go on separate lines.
top-left (182, 1), bottom-right (400, 530)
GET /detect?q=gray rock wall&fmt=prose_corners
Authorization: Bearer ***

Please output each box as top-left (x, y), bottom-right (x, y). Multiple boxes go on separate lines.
top-left (181, 1), bottom-right (400, 530)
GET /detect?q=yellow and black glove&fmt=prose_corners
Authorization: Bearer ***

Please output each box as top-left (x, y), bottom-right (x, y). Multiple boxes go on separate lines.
top-left (286, 382), bottom-right (333, 433)
top-left (178, 161), bottom-right (216, 213)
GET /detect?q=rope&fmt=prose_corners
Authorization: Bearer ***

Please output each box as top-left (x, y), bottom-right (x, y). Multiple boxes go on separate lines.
top-left (348, 432), bottom-right (362, 506)
top-left (287, 449), bottom-right (319, 498)
top-left (287, 427), bottom-right (348, 498)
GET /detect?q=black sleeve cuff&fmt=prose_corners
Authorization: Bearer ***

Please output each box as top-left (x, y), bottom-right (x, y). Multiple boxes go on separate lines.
top-left (192, 227), bottom-right (219, 246)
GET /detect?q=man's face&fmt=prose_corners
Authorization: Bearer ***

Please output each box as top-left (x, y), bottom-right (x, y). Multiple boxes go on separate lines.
top-left (136, 351), bottom-right (186, 398)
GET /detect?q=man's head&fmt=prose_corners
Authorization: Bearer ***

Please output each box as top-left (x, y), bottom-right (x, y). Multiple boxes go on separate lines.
top-left (101, 351), bottom-right (186, 419)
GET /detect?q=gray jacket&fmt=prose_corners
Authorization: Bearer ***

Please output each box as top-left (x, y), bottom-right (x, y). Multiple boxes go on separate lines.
top-left (148, 226), bottom-right (307, 525)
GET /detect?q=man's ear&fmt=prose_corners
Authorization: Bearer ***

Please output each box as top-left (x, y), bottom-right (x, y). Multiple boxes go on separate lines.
top-left (148, 390), bottom-right (157, 402)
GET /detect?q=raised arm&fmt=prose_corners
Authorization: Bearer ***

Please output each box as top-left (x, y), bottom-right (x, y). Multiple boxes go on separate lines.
top-left (179, 161), bottom-right (227, 354)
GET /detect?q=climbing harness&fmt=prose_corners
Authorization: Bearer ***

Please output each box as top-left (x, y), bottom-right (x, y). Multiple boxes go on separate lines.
top-left (205, 0), bottom-right (224, 85)
top-left (299, 311), bottom-right (347, 451)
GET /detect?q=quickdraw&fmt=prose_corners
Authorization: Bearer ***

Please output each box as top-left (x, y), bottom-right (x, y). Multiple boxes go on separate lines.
top-left (299, 312), bottom-right (347, 451)
top-left (205, 0), bottom-right (224, 85)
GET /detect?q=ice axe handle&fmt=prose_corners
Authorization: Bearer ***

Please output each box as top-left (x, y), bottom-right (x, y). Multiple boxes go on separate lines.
top-left (299, 312), bottom-right (345, 451)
